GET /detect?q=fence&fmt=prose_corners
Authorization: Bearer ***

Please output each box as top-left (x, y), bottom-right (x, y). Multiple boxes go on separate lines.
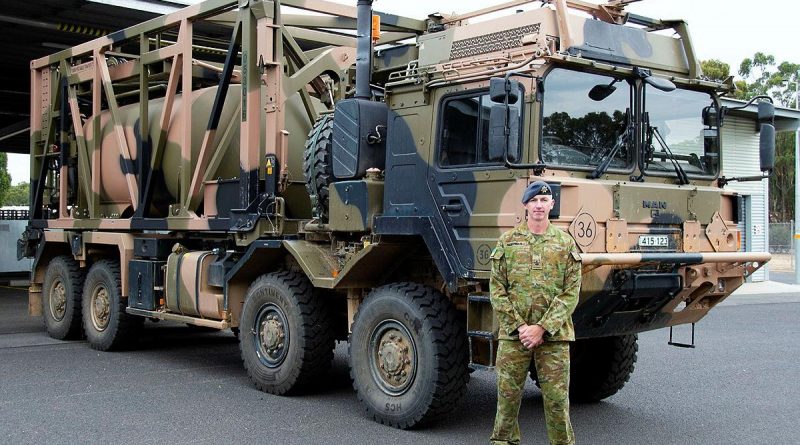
top-left (0, 209), bottom-right (29, 220)
top-left (769, 222), bottom-right (794, 254)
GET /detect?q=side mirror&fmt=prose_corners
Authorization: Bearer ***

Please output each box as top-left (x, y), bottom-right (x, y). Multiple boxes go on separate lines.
top-left (702, 105), bottom-right (718, 127)
top-left (757, 101), bottom-right (775, 173)
top-left (488, 77), bottom-right (524, 162)
top-left (489, 77), bottom-right (520, 104)
top-left (488, 105), bottom-right (506, 161)
top-left (643, 75), bottom-right (676, 92)
top-left (759, 124), bottom-right (775, 173)
top-left (589, 84), bottom-right (616, 101)
top-left (634, 67), bottom-right (676, 93)
top-left (757, 101), bottom-right (775, 127)
top-left (488, 104), bottom-right (520, 162)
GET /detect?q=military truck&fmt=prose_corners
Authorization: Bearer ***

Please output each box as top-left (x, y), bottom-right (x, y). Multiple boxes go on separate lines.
top-left (19, 0), bottom-right (775, 428)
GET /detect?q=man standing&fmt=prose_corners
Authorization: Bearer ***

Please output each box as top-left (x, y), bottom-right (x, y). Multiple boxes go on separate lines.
top-left (489, 181), bottom-right (582, 445)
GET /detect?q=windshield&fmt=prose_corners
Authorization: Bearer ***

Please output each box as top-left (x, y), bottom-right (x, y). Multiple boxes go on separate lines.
top-left (643, 87), bottom-right (719, 177)
top-left (540, 68), bottom-right (632, 170)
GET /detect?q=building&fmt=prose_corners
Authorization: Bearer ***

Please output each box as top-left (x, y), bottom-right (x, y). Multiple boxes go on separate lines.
top-left (720, 98), bottom-right (800, 281)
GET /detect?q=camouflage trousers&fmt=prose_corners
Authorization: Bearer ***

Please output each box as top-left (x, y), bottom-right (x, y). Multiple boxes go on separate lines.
top-left (490, 340), bottom-right (574, 445)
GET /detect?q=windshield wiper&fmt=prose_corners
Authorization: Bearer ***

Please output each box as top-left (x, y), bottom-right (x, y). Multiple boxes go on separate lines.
top-left (588, 111), bottom-right (632, 179)
top-left (649, 126), bottom-right (690, 185)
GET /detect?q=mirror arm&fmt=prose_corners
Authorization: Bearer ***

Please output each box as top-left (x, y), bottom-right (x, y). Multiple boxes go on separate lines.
top-left (722, 95), bottom-right (773, 113)
top-left (720, 94), bottom-right (774, 125)
top-left (717, 172), bottom-right (771, 188)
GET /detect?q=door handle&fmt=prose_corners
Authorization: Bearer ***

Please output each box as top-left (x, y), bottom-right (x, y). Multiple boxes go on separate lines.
top-left (441, 203), bottom-right (463, 213)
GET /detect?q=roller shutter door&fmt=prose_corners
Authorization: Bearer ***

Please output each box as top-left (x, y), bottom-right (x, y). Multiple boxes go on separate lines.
top-left (721, 116), bottom-right (768, 281)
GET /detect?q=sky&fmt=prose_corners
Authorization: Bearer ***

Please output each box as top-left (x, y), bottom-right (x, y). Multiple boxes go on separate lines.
top-left (7, 0), bottom-right (798, 184)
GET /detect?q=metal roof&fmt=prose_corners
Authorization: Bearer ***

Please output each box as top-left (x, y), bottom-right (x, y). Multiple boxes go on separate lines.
top-left (720, 97), bottom-right (800, 133)
top-left (0, 0), bottom-right (192, 153)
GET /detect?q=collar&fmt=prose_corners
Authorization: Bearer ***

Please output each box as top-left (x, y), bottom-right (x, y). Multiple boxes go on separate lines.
top-left (512, 222), bottom-right (554, 242)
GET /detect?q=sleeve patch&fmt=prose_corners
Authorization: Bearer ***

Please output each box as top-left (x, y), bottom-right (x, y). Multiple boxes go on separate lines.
top-left (490, 247), bottom-right (504, 260)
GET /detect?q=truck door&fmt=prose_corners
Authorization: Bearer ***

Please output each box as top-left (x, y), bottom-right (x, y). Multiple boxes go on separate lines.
top-left (427, 89), bottom-right (525, 275)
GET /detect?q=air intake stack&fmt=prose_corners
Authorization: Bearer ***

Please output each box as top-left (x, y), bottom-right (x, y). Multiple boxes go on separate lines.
top-left (355, 0), bottom-right (373, 99)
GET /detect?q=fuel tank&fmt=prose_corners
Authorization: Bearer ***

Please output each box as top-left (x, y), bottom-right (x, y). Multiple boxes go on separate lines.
top-left (84, 85), bottom-right (318, 217)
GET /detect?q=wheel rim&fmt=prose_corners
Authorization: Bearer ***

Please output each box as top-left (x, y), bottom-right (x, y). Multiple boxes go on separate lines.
top-left (369, 320), bottom-right (417, 396)
top-left (49, 279), bottom-right (67, 321)
top-left (89, 284), bottom-right (111, 331)
top-left (253, 303), bottom-right (290, 368)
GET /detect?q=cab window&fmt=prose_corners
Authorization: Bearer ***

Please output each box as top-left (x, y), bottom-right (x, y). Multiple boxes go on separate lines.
top-left (540, 68), bottom-right (633, 171)
top-left (438, 91), bottom-right (522, 167)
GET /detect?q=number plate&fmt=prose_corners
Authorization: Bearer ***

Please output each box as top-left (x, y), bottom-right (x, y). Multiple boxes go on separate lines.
top-left (638, 234), bottom-right (669, 247)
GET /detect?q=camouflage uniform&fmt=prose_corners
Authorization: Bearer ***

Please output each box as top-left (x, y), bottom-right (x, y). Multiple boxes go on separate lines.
top-left (490, 222), bottom-right (582, 445)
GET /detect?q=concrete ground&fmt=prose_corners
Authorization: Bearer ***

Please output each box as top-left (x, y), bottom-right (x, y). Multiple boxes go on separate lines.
top-left (1, 280), bottom-right (799, 444)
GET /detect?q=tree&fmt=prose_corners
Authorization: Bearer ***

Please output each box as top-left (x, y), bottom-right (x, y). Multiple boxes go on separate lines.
top-left (3, 182), bottom-right (29, 206)
top-left (730, 52), bottom-right (799, 222)
top-left (0, 153), bottom-right (11, 205)
top-left (770, 133), bottom-right (795, 222)
top-left (735, 52), bottom-right (800, 106)
top-left (700, 59), bottom-right (730, 83)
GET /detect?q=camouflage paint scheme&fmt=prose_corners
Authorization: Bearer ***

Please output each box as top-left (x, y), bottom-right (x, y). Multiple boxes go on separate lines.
top-left (165, 246), bottom-right (224, 319)
top-left (490, 223), bottom-right (581, 341)
top-left (492, 340), bottom-right (573, 445)
top-left (21, 0), bottom-right (770, 409)
top-left (489, 222), bottom-right (580, 444)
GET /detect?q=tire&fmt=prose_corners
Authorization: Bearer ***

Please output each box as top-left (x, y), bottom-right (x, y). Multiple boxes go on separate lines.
top-left (42, 256), bottom-right (85, 340)
top-left (240, 271), bottom-right (334, 395)
top-left (568, 334), bottom-right (638, 403)
top-left (82, 260), bottom-right (143, 351)
top-left (303, 114), bottom-right (334, 221)
top-left (349, 283), bottom-right (470, 429)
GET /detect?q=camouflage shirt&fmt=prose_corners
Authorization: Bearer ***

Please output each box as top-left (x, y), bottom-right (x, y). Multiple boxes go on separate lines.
top-left (490, 222), bottom-right (582, 341)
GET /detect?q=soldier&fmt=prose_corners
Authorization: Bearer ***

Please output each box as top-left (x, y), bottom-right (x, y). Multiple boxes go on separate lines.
top-left (489, 180), bottom-right (582, 445)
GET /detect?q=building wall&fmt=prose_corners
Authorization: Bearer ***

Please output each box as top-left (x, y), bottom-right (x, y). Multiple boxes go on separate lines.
top-left (721, 115), bottom-right (768, 281)
top-left (0, 219), bottom-right (32, 277)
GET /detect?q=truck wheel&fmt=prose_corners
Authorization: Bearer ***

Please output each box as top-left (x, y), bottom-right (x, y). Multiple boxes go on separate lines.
top-left (303, 114), bottom-right (334, 221)
top-left (240, 271), bottom-right (334, 395)
top-left (82, 260), bottom-right (143, 351)
top-left (568, 334), bottom-right (638, 402)
top-left (349, 283), bottom-right (469, 429)
top-left (42, 256), bottom-right (85, 340)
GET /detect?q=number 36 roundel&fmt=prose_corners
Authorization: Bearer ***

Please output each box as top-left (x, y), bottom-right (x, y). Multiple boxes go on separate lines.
top-left (568, 212), bottom-right (597, 248)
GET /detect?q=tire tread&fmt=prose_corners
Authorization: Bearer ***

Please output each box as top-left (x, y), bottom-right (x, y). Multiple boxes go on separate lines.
top-left (83, 259), bottom-right (143, 351)
top-left (349, 282), bottom-right (469, 429)
top-left (569, 334), bottom-right (638, 402)
top-left (240, 271), bottom-right (334, 395)
top-left (303, 115), bottom-right (334, 221)
top-left (43, 255), bottom-right (85, 340)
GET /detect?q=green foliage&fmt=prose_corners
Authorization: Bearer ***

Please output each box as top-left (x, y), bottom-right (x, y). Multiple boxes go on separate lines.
top-left (700, 59), bottom-right (730, 82)
top-left (770, 132), bottom-right (796, 222)
top-left (734, 52), bottom-right (800, 107)
top-left (3, 182), bottom-right (29, 206)
top-left (0, 153), bottom-right (11, 205)
top-left (543, 110), bottom-right (626, 149)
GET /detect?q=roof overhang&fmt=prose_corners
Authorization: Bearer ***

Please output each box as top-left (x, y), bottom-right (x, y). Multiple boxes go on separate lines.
top-left (721, 97), bottom-right (800, 133)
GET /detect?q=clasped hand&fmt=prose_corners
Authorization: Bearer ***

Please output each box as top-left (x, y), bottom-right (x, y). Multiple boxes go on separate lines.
top-left (518, 324), bottom-right (545, 350)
